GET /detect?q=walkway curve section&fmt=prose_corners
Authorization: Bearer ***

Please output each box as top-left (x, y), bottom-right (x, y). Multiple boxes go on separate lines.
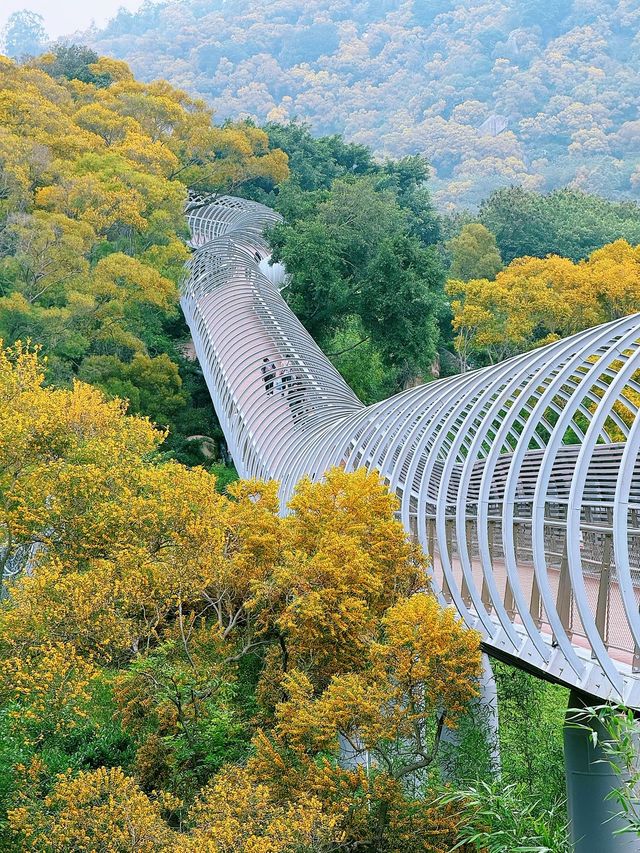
top-left (181, 194), bottom-right (640, 707)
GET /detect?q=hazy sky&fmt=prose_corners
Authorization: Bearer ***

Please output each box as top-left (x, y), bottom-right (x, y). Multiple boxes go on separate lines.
top-left (1, 0), bottom-right (145, 40)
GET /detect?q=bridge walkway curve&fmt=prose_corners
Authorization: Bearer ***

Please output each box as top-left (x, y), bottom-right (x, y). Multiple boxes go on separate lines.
top-left (181, 195), bottom-right (640, 711)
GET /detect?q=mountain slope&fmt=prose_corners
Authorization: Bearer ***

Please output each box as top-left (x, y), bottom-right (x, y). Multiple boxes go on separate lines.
top-left (89, 0), bottom-right (640, 209)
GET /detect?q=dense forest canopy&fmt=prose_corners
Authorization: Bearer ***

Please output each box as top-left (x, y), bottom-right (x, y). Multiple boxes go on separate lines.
top-left (249, 123), bottom-right (640, 391)
top-left (86, 0), bottom-right (640, 209)
top-left (0, 47), bottom-right (287, 465)
top-left (0, 342), bottom-right (575, 852)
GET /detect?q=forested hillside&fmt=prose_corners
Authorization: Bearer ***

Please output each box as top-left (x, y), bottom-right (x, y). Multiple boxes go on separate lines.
top-left (89, 0), bottom-right (640, 209)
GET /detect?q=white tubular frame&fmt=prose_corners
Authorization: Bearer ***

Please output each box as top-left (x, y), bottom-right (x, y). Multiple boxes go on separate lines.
top-left (182, 195), bottom-right (640, 707)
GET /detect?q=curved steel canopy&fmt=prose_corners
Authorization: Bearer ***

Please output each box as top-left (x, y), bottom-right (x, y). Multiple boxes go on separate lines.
top-left (182, 194), bottom-right (640, 707)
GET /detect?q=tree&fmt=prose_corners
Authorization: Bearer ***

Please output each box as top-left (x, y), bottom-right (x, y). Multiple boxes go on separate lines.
top-left (447, 239), bottom-right (640, 366)
top-left (479, 188), bottom-right (640, 264)
top-left (1, 642), bottom-right (98, 740)
top-left (270, 177), bottom-right (445, 388)
top-left (2, 10), bottom-right (47, 59)
top-left (0, 211), bottom-right (93, 304)
top-left (168, 120), bottom-right (289, 196)
top-left (0, 344), bottom-right (483, 851)
top-left (182, 767), bottom-right (338, 852)
top-left (252, 466), bottom-right (427, 693)
top-left (86, 0), bottom-right (640, 209)
top-left (327, 317), bottom-right (388, 403)
top-left (247, 593), bottom-right (480, 850)
top-left (446, 223), bottom-right (503, 281)
top-left (379, 155), bottom-right (441, 245)
top-left (261, 120), bottom-right (376, 192)
top-left (78, 352), bottom-right (188, 427)
top-left (269, 593), bottom-right (481, 779)
top-left (9, 766), bottom-right (179, 851)
top-left (258, 128), bottom-right (440, 246)
top-left (361, 233), bottom-right (442, 386)
top-left (0, 52), bottom-right (289, 463)
top-left (37, 43), bottom-right (111, 85)
top-left (0, 340), bottom-right (159, 594)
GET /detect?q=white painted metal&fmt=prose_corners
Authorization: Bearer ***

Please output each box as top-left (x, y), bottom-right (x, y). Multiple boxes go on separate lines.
top-left (181, 195), bottom-right (640, 707)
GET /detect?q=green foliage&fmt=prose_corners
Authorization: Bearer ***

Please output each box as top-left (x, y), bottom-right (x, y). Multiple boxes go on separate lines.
top-left (446, 223), bottom-right (503, 281)
top-left (438, 700), bottom-right (497, 786)
top-left (270, 176), bottom-right (444, 389)
top-left (39, 44), bottom-right (112, 86)
top-left (326, 318), bottom-right (388, 404)
top-left (435, 660), bottom-right (570, 849)
top-left (115, 641), bottom-right (251, 797)
top-left (260, 121), bottom-right (377, 192)
top-left (0, 671), bottom-right (136, 847)
top-left (256, 124), bottom-right (440, 245)
top-left (479, 187), bottom-right (640, 263)
top-left (378, 155), bottom-right (441, 245)
top-left (78, 352), bottom-right (187, 427)
top-left (209, 461), bottom-right (239, 493)
top-left (438, 780), bottom-right (569, 853)
top-left (493, 661), bottom-right (567, 811)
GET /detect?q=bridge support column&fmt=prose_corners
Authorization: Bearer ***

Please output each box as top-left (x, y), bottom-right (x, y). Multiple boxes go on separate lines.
top-left (440, 653), bottom-right (500, 778)
top-left (564, 689), bottom-right (636, 852)
top-left (478, 652), bottom-right (500, 774)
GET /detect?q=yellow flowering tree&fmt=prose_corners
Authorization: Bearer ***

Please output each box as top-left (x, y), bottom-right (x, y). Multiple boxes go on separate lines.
top-left (447, 239), bottom-right (640, 367)
top-left (0, 344), bottom-right (481, 852)
top-left (180, 767), bottom-right (338, 852)
top-left (9, 766), bottom-right (179, 852)
top-left (0, 51), bottom-right (288, 455)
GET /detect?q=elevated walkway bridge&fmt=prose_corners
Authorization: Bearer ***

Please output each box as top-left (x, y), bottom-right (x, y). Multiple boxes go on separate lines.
top-left (182, 195), bottom-right (640, 851)
top-left (182, 195), bottom-right (640, 710)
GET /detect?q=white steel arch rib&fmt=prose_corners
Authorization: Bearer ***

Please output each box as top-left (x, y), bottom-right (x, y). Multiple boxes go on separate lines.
top-left (181, 195), bottom-right (640, 707)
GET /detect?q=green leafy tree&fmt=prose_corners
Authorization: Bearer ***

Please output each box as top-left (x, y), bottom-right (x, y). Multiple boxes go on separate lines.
top-left (378, 155), bottom-right (441, 245)
top-left (270, 176), bottom-right (444, 388)
top-left (326, 317), bottom-right (388, 403)
top-left (479, 188), bottom-right (640, 263)
top-left (446, 222), bottom-right (503, 281)
top-left (37, 43), bottom-right (111, 85)
top-left (78, 353), bottom-right (188, 429)
top-left (261, 121), bottom-right (377, 192)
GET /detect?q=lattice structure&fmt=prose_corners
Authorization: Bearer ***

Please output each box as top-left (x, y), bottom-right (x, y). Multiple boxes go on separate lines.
top-left (181, 195), bottom-right (640, 707)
